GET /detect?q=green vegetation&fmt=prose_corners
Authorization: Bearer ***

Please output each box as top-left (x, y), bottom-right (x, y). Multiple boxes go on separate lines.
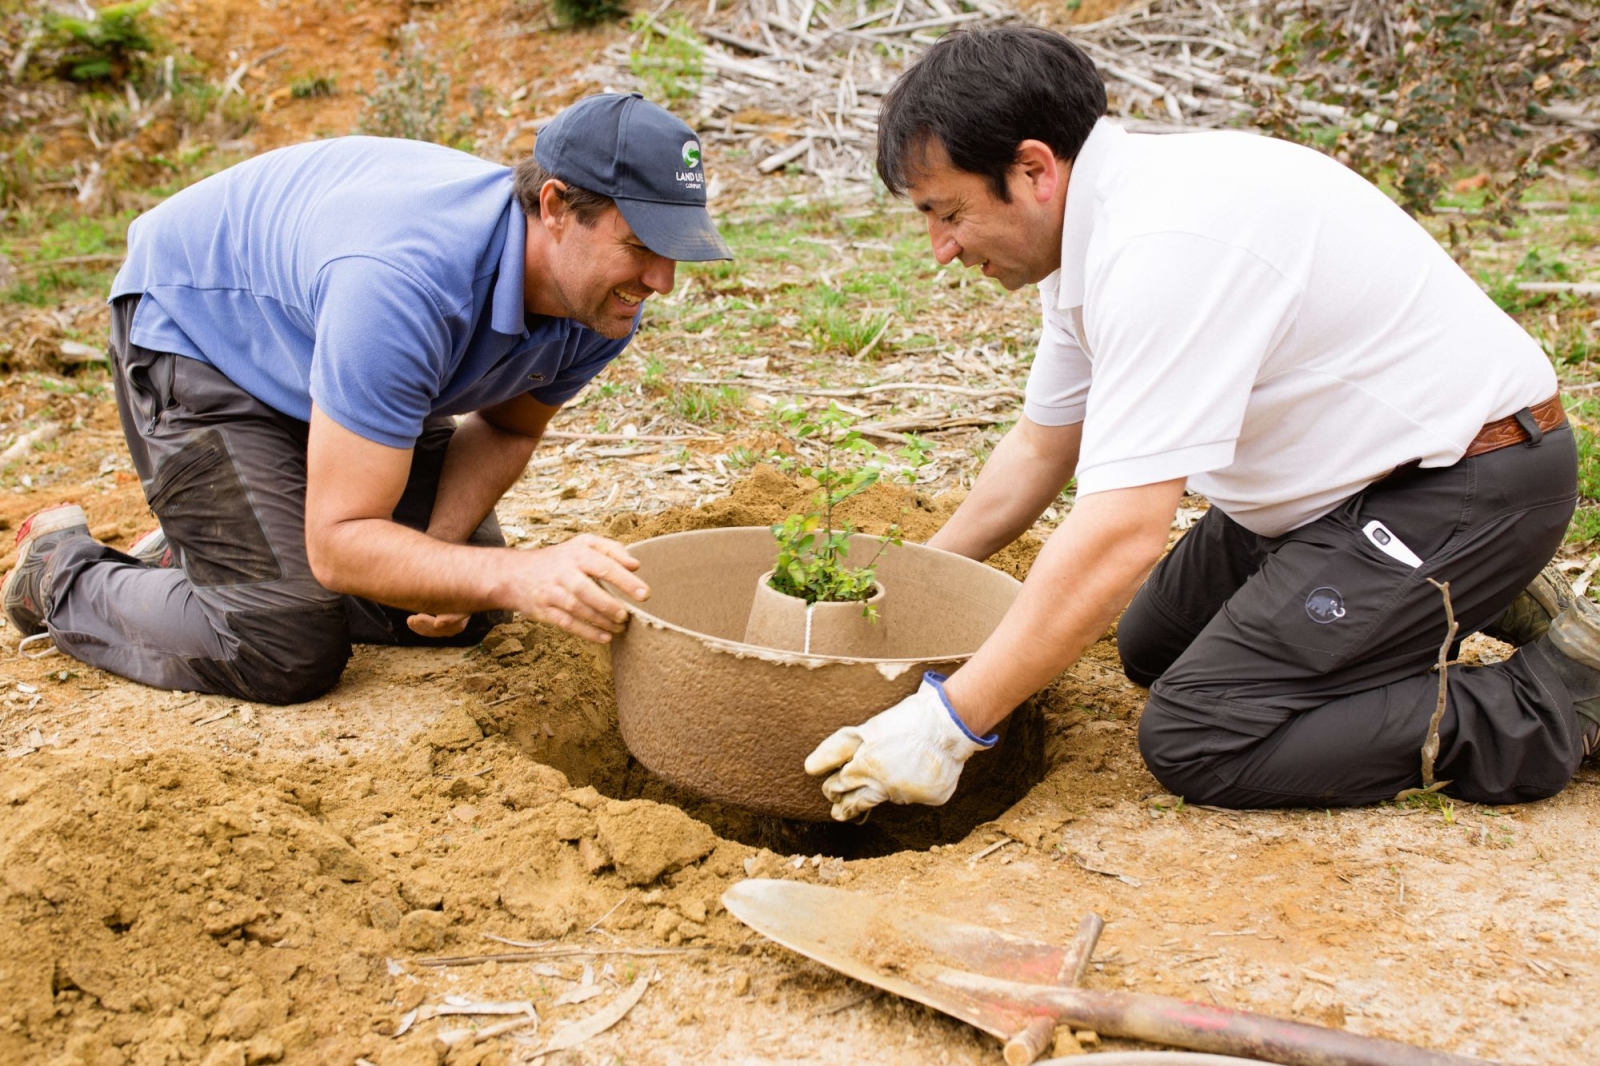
top-left (356, 29), bottom-right (477, 147)
top-left (638, 352), bottom-right (669, 394)
top-left (628, 15), bottom-right (704, 107)
top-left (765, 403), bottom-right (929, 611)
top-left (1567, 397), bottom-right (1600, 545)
top-left (553, 0), bottom-right (627, 27)
top-left (1254, 0), bottom-right (1595, 223)
top-left (38, 0), bottom-right (157, 84)
top-left (669, 383), bottom-right (745, 427)
top-left (1, 211), bottom-right (133, 307)
top-left (290, 74), bottom-right (337, 100)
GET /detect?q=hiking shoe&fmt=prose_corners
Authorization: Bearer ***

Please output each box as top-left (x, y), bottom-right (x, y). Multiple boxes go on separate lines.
top-left (1545, 588), bottom-right (1600, 676)
top-left (2, 503), bottom-right (90, 637)
top-left (1485, 563), bottom-right (1590, 650)
top-left (1581, 707), bottom-right (1600, 762)
top-left (128, 525), bottom-right (177, 569)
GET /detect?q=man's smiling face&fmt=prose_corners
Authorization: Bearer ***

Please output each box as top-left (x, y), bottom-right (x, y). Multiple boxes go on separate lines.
top-left (542, 200), bottom-right (677, 339)
top-left (905, 138), bottom-right (1065, 291)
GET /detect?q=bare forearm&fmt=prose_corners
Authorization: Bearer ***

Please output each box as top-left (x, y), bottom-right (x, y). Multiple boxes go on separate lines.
top-left (942, 480), bottom-right (1183, 733)
top-left (426, 413), bottom-right (540, 543)
top-left (927, 418), bottom-right (1080, 561)
top-left (315, 519), bottom-right (515, 614)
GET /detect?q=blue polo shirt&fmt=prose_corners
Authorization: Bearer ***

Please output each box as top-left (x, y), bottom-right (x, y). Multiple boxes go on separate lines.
top-left (111, 137), bottom-right (633, 449)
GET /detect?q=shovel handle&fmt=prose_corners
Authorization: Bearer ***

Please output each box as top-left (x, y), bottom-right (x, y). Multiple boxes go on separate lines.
top-left (940, 971), bottom-right (1491, 1066)
top-left (1004, 1016), bottom-right (1056, 1065)
top-left (1004, 912), bottom-right (1108, 1065)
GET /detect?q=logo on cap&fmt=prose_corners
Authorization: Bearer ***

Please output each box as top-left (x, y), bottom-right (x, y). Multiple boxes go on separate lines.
top-left (676, 139), bottom-right (704, 191)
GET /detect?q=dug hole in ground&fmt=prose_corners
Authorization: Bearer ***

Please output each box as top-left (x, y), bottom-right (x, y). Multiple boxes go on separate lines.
top-left (1, 466), bottom-right (1596, 1065)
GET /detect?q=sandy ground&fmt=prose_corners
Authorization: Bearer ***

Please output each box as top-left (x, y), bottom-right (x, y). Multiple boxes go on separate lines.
top-left (3, 461), bottom-right (1598, 1066)
top-left (4, 0), bottom-right (1600, 1063)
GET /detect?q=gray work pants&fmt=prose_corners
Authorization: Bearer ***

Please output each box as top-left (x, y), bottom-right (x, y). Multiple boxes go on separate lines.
top-left (43, 295), bottom-right (508, 705)
top-left (1120, 427), bottom-right (1588, 807)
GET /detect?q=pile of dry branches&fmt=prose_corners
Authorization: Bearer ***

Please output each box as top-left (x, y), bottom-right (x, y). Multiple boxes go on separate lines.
top-left (591, 0), bottom-right (1019, 191)
top-left (585, 0), bottom-right (1597, 204)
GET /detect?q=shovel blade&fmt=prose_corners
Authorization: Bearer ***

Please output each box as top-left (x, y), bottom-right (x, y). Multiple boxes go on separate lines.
top-left (721, 879), bottom-right (1070, 1039)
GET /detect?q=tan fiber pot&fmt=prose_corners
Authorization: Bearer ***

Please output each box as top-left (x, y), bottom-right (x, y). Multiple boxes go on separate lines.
top-left (607, 527), bottom-right (1022, 821)
top-left (743, 571), bottom-right (889, 658)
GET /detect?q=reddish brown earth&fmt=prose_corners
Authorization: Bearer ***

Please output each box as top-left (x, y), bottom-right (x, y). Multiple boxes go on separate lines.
top-left (2, 2), bottom-right (1598, 1065)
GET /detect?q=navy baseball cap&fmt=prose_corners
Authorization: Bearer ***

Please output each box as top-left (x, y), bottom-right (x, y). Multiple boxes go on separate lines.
top-left (535, 93), bottom-right (731, 262)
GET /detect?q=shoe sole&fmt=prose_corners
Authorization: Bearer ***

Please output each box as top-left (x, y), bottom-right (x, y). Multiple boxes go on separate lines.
top-left (1525, 562), bottom-right (1576, 618)
top-left (127, 526), bottom-right (174, 568)
top-left (2, 503), bottom-right (89, 629)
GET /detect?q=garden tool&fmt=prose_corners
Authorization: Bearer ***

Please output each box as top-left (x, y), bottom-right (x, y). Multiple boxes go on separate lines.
top-left (721, 879), bottom-right (1493, 1066)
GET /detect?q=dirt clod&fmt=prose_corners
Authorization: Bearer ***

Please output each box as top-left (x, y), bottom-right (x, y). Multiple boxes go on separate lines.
top-left (596, 802), bottom-right (718, 886)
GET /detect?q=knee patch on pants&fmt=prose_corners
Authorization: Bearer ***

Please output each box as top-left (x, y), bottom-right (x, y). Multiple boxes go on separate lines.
top-left (199, 602), bottom-right (352, 705)
top-left (149, 428), bottom-right (282, 588)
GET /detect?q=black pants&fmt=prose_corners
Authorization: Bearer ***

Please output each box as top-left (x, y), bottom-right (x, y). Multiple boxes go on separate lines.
top-left (43, 295), bottom-right (508, 705)
top-left (1120, 427), bottom-right (1590, 807)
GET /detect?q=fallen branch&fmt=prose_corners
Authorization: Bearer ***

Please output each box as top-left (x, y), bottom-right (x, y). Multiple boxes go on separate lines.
top-left (415, 947), bottom-right (700, 967)
top-left (855, 414), bottom-right (1008, 441)
top-left (682, 378), bottom-right (1023, 400)
top-left (1515, 282), bottom-right (1600, 296)
top-left (543, 431), bottom-right (722, 444)
top-left (1396, 577), bottom-right (1458, 800)
top-left (439, 1012), bottom-right (539, 1046)
top-left (11, 253), bottom-right (126, 272)
top-left (523, 975), bottom-right (651, 1057)
top-left (757, 136), bottom-right (812, 174)
top-left (0, 422), bottom-right (60, 465)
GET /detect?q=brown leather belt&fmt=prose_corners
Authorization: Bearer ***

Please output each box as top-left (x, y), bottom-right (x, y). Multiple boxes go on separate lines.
top-left (1462, 392), bottom-right (1567, 459)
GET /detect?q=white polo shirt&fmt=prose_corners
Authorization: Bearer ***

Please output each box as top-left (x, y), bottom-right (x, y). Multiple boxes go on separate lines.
top-left (1025, 119), bottom-right (1556, 536)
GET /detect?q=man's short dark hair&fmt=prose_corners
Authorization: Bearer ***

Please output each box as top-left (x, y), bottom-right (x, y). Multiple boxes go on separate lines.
top-left (876, 26), bottom-right (1107, 201)
top-left (512, 157), bottom-right (615, 226)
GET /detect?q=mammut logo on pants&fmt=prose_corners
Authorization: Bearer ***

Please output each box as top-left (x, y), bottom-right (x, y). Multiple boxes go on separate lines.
top-left (1305, 586), bottom-right (1346, 624)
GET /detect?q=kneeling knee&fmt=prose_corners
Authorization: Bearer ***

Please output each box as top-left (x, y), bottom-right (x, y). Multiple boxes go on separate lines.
top-left (228, 605), bottom-right (351, 705)
top-left (1115, 610), bottom-right (1179, 688)
top-left (1136, 694), bottom-right (1231, 805)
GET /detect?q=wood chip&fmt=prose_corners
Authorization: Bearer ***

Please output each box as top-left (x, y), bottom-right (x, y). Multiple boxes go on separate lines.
top-left (524, 974), bottom-right (650, 1057)
top-left (1071, 852), bottom-right (1143, 888)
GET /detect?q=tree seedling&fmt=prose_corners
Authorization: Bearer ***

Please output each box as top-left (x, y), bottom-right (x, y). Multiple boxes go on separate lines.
top-left (767, 403), bottom-right (929, 616)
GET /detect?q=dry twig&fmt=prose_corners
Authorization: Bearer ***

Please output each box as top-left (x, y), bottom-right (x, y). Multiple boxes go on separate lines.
top-left (1396, 577), bottom-right (1458, 800)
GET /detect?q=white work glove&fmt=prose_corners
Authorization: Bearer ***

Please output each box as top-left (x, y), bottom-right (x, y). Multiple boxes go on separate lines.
top-left (804, 672), bottom-right (996, 822)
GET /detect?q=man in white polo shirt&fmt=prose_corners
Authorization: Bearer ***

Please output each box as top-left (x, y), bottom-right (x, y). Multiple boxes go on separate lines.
top-left (805, 26), bottom-right (1600, 817)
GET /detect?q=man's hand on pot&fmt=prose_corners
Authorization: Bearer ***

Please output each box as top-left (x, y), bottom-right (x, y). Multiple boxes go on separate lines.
top-left (508, 534), bottom-right (650, 643)
top-left (804, 672), bottom-right (996, 822)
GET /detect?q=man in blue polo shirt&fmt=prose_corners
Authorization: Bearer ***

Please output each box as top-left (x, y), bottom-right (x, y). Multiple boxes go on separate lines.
top-left (2, 93), bottom-right (730, 705)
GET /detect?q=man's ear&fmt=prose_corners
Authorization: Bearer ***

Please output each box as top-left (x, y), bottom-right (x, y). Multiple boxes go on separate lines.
top-left (538, 179), bottom-right (570, 236)
top-left (1012, 140), bottom-right (1062, 205)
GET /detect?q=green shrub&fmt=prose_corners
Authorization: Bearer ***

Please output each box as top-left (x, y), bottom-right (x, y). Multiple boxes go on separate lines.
top-left (1251, 0), bottom-right (1594, 224)
top-left (766, 404), bottom-right (929, 610)
top-left (39, 0), bottom-right (157, 84)
top-left (356, 29), bottom-right (475, 147)
top-left (290, 74), bottom-right (337, 99)
top-left (553, 0), bottom-right (627, 27)
top-left (628, 15), bottom-right (703, 106)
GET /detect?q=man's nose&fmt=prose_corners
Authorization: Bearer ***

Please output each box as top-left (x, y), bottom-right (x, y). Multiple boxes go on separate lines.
top-left (927, 218), bottom-right (960, 266)
top-left (643, 254), bottom-right (677, 295)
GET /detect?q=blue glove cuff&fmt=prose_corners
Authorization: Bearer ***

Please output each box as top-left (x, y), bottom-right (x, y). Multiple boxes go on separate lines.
top-left (924, 671), bottom-right (998, 748)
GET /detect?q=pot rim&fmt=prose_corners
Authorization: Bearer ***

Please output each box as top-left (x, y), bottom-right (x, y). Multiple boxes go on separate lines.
top-left (607, 528), bottom-right (1019, 667)
top-left (754, 569), bottom-right (885, 607)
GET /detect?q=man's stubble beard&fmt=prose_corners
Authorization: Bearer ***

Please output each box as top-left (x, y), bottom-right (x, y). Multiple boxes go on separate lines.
top-left (550, 273), bottom-right (635, 340)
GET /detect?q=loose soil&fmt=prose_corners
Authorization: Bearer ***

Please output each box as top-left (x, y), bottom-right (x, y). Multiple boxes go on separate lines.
top-left (3, 466), bottom-right (1598, 1065)
top-left (4, 1), bottom-right (1599, 1064)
